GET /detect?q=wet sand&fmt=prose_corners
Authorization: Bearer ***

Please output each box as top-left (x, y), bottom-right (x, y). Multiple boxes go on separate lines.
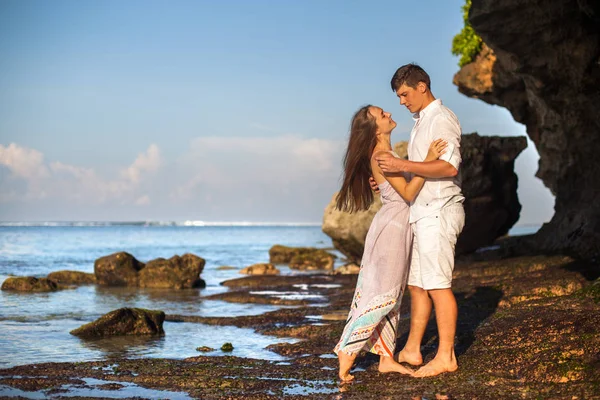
top-left (1, 244), bottom-right (599, 399)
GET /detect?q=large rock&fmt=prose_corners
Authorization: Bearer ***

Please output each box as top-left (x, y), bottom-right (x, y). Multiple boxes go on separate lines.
top-left (459, 133), bottom-right (527, 253)
top-left (94, 252), bottom-right (145, 286)
top-left (322, 136), bottom-right (526, 261)
top-left (70, 307), bottom-right (165, 338)
top-left (47, 270), bottom-right (96, 285)
top-left (454, 0), bottom-right (600, 259)
top-left (289, 249), bottom-right (335, 271)
top-left (138, 254), bottom-right (205, 289)
top-left (322, 201), bottom-right (382, 263)
top-left (1, 277), bottom-right (59, 292)
top-left (269, 245), bottom-right (336, 270)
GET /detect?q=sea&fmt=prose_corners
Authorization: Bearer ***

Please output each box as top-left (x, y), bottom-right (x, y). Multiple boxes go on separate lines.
top-left (0, 222), bottom-right (540, 370)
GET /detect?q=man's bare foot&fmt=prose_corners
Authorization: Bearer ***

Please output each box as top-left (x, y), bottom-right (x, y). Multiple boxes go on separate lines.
top-left (395, 348), bottom-right (423, 366)
top-left (337, 351), bottom-right (357, 381)
top-left (378, 356), bottom-right (415, 376)
top-left (414, 357), bottom-right (458, 378)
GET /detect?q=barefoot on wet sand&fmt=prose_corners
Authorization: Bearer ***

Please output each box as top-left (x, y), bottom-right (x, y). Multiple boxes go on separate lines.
top-left (395, 348), bottom-right (423, 366)
top-left (378, 356), bottom-right (415, 376)
top-left (414, 358), bottom-right (458, 378)
top-left (337, 351), bottom-right (357, 382)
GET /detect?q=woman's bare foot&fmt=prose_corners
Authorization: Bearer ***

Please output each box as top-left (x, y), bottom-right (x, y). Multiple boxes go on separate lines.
top-left (337, 351), bottom-right (357, 382)
top-left (378, 355), bottom-right (415, 376)
top-left (395, 348), bottom-right (423, 366)
top-left (414, 356), bottom-right (458, 378)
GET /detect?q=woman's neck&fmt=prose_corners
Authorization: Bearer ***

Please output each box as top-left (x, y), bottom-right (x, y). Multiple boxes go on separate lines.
top-left (374, 138), bottom-right (392, 152)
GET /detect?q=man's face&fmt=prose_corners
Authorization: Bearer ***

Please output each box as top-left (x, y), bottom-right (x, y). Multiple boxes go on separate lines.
top-left (395, 82), bottom-right (426, 114)
top-left (368, 106), bottom-right (397, 134)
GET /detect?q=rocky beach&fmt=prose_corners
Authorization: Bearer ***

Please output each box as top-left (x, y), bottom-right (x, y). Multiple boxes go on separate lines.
top-left (1, 240), bottom-right (599, 399)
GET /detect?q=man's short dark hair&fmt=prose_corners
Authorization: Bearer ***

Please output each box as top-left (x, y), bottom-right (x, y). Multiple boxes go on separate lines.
top-left (390, 63), bottom-right (431, 92)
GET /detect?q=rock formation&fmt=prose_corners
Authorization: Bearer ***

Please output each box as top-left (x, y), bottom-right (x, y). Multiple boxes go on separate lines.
top-left (323, 135), bottom-right (526, 261)
top-left (70, 307), bottom-right (165, 338)
top-left (1, 277), bottom-right (59, 292)
top-left (47, 270), bottom-right (96, 285)
top-left (269, 245), bottom-right (336, 271)
top-left (240, 263), bottom-right (280, 275)
top-left (139, 254), bottom-right (206, 289)
top-left (95, 252), bottom-right (205, 289)
top-left (454, 0), bottom-right (600, 259)
top-left (94, 252), bottom-right (145, 286)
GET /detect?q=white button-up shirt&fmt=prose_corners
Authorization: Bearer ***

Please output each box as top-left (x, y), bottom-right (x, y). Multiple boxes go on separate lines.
top-left (408, 99), bottom-right (464, 223)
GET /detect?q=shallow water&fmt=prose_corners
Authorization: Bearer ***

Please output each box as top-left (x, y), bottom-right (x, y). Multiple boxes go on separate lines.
top-left (0, 377), bottom-right (194, 399)
top-left (0, 225), bottom-right (338, 368)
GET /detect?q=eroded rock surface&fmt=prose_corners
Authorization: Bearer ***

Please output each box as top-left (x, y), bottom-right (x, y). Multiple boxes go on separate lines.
top-left (70, 307), bottom-right (165, 338)
top-left (47, 270), bottom-right (96, 285)
top-left (138, 254), bottom-right (205, 289)
top-left (239, 263), bottom-right (280, 275)
top-left (1, 277), bottom-right (59, 292)
top-left (94, 252), bottom-right (145, 286)
top-left (455, 0), bottom-right (600, 259)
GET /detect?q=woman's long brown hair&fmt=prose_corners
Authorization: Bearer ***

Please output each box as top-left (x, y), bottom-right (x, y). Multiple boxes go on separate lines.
top-left (335, 105), bottom-right (378, 213)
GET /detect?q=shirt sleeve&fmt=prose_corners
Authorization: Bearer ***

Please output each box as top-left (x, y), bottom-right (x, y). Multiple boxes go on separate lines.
top-left (431, 114), bottom-right (461, 171)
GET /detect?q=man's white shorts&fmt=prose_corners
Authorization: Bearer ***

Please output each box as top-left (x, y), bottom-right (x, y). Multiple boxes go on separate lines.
top-left (408, 203), bottom-right (465, 290)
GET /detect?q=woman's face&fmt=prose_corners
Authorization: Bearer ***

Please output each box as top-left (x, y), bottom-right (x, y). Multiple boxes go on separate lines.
top-left (368, 106), bottom-right (396, 134)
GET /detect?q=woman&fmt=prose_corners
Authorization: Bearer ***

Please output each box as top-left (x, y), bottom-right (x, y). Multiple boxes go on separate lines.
top-left (333, 105), bottom-right (446, 381)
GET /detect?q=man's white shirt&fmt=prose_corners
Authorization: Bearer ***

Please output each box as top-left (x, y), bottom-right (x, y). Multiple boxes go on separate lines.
top-left (407, 99), bottom-right (464, 223)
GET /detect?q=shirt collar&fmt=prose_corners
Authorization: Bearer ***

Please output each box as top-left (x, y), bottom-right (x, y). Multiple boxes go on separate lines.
top-left (412, 99), bottom-right (442, 121)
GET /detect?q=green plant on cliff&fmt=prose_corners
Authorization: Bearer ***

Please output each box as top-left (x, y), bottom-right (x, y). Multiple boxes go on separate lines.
top-left (452, 0), bottom-right (483, 67)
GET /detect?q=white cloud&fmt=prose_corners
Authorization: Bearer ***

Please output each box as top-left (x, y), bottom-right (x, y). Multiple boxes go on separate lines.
top-left (0, 143), bottom-right (49, 180)
top-left (0, 137), bottom-right (347, 221)
top-left (0, 143), bottom-right (162, 206)
top-left (121, 144), bottom-right (161, 184)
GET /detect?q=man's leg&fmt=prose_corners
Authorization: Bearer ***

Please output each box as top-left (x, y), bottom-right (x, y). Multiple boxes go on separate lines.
top-left (415, 204), bottom-right (464, 378)
top-left (397, 225), bottom-right (429, 366)
top-left (397, 285), bottom-right (431, 365)
top-left (414, 288), bottom-right (458, 377)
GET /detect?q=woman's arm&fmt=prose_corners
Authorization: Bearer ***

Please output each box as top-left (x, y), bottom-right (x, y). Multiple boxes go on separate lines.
top-left (371, 139), bottom-right (446, 202)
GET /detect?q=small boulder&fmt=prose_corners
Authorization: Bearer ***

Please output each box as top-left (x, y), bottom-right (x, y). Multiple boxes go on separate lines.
top-left (70, 307), bottom-right (165, 338)
top-left (196, 346), bottom-right (215, 352)
top-left (289, 249), bottom-right (335, 271)
top-left (94, 252), bottom-right (145, 286)
top-left (47, 270), bottom-right (96, 285)
top-left (221, 343), bottom-right (234, 352)
top-left (138, 254), bottom-right (206, 289)
top-left (1, 277), bottom-right (59, 292)
top-left (239, 263), bottom-right (280, 275)
top-left (333, 263), bottom-right (361, 275)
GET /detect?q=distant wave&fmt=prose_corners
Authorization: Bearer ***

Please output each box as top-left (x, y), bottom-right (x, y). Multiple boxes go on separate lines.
top-left (0, 221), bottom-right (322, 227)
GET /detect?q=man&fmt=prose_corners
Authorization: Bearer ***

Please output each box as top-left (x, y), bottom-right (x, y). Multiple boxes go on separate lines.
top-left (375, 63), bottom-right (465, 377)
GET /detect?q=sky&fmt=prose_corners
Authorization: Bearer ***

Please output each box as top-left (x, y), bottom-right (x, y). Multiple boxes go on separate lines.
top-left (0, 0), bottom-right (554, 225)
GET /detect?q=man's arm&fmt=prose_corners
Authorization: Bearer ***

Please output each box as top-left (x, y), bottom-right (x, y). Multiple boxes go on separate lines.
top-left (375, 154), bottom-right (457, 178)
top-left (376, 114), bottom-right (461, 178)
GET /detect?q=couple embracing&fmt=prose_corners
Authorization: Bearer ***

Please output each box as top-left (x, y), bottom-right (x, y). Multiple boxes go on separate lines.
top-left (333, 64), bottom-right (465, 381)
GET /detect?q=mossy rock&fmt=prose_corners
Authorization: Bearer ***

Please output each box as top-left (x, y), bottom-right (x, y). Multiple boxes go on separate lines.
top-left (196, 346), bottom-right (215, 352)
top-left (70, 307), bottom-right (165, 338)
top-left (138, 254), bottom-right (205, 289)
top-left (47, 270), bottom-right (96, 285)
top-left (221, 342), bottom-right (234, 352)
top-left (1, 277), bottom-right (59, 292)
top-left (289, 249), bottom-right (335, 270)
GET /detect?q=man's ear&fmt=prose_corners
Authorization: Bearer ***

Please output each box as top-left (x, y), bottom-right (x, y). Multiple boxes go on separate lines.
top-left (418, 81), bottom-right (427, 93)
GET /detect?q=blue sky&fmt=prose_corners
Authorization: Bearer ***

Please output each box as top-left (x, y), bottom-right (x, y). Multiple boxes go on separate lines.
top-left (0, 0), bottom-right (554, 224)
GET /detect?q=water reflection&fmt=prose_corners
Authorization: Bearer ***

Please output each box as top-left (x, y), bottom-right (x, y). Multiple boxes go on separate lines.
top-left (0, 319), bottom-right (299, 368)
